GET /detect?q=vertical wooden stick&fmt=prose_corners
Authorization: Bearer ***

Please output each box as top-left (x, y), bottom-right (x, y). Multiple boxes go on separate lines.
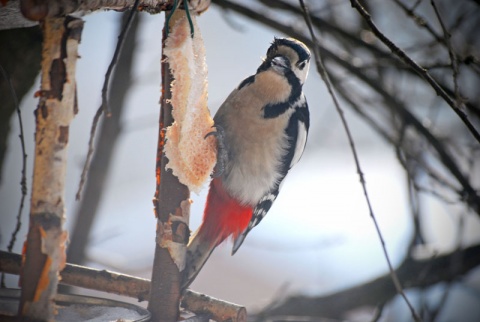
top-left (18, 16), bottom-right (83, 321)
top-left (148, 12), bottom-right (190, 322)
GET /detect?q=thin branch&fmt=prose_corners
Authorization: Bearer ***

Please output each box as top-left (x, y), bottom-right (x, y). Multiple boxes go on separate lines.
top-left (430, 0), bottom-right (462, 108)
top-left (76, 0), bottom-right (140, 200)
top-left (69, 10), bottom-right (140, 267)
top-left (75, 107), bottom-right (102, 200)
top-left (349, 0), bottom-right (480, 144)
top-left (0, 65), bottom-right (28, 288)
top-left (102, 0), bottom-right (140, 116)
top-left (299, 1), bottom-right (421, 321)
top-left (391, 0), bottom-right (445, 44)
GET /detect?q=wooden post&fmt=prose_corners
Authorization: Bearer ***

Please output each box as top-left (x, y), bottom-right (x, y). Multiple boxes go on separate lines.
top-left (18, 16), bottom-right (83, 321)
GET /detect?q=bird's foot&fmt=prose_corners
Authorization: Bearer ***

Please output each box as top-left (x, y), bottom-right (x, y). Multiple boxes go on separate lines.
top-left (205, 125), bottom-right (228, 177)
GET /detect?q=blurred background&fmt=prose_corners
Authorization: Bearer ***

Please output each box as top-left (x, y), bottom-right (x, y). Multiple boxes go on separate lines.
top-left (1, 0), bottom-right (480, 321)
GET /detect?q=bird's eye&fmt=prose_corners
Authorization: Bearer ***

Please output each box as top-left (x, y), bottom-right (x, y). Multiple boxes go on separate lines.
top-left (297, 61), bottom-right (306, 70)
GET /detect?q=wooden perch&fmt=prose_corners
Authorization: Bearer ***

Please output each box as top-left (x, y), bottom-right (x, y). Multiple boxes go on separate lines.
top-left (0, 251), bottom-right (247, 322)
top-left (18, 16), bottom-right (83, 321)
top-left (182, 290), bottom-right (247, 322)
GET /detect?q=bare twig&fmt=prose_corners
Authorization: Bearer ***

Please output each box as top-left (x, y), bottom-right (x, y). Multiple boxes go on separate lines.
top-left (69, 10), bottom-right (140, 266)
top-left (76, 0), bottom-right (140, 200)
top-left (75, 107), bottom-right (103, 200)
top-left (299, 1), bottom-right (421, 321)
top-left (349, 0), bottom-right (480, 144)
top-left (0, 65), bottom-right (28, 289)
top-left (430, 0), bottom-right (462, 108)
top-left (102, 0), bottom-right (140, 116)
top-left (391, 0), bottom-right (444, 44)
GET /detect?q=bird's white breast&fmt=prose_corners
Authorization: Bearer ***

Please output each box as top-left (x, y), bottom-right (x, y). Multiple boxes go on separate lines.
top-left (215, 70), bottom-right (294, 206)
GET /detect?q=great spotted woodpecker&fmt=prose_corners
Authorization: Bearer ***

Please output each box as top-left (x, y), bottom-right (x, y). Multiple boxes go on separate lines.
top-left (183, 37), bottom-right (311, 290)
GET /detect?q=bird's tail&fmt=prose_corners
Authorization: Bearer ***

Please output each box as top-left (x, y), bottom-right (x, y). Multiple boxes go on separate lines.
top-left (181, 224), bottom-right (218, 292)
top-left (181, 178), bottom-right (252, 291)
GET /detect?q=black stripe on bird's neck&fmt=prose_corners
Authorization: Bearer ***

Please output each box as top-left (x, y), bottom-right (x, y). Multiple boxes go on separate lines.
top-left (263, 68), bottom-right (302, 119)
top-left (237, 75), bottom-right (255, 90)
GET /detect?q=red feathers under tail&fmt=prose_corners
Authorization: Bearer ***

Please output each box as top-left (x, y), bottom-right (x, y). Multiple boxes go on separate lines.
top-left (200, 178), bottom-right (252, 246)
top-left (182, 178), bottom-right (252, 291)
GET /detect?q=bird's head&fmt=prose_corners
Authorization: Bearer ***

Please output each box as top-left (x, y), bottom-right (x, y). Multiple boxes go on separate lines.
top-left (263, 37), bottom-right (311, 85)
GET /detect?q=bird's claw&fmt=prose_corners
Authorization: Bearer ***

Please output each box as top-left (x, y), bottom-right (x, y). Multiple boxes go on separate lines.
top-left (205, 125), bottom-right (228, 177)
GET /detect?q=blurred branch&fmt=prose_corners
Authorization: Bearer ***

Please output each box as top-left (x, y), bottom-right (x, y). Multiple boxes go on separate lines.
top-left (76, 0), bottom-right (140, 200)
top-left (252, 243), bottom-right (480, 320)
top-left (430, 0), bottom-right (462, 106)
top-left (0, 65), bottom-right (28, 288)
top-left (391, 0), bottom-right (444, 44)
top-left (0, 26), bottom-right (41, 181)
top-left (0, 251), bottom-right (246, 322)
top-left (68, 10), bottom-right (141, 265)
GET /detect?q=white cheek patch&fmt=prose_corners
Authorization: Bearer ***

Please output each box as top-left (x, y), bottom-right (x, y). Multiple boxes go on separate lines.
top-left (294, 65), bottom-right (309, 85)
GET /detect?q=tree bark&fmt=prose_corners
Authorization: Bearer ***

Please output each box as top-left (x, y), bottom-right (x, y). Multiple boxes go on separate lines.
top-left (18, 17), bottom-right (83, 321)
